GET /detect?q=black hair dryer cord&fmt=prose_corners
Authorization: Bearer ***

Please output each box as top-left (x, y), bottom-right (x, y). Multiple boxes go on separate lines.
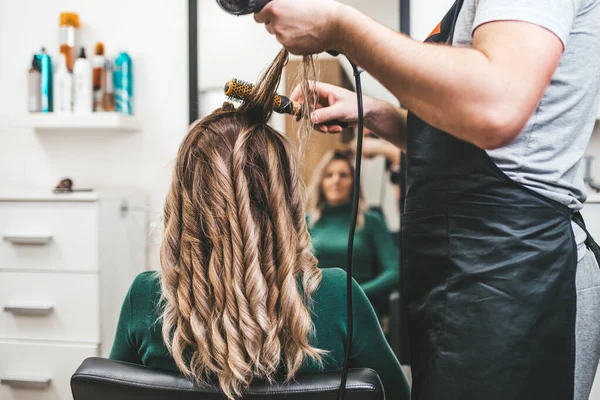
top-left (338, 58), bottom-right (364, 400)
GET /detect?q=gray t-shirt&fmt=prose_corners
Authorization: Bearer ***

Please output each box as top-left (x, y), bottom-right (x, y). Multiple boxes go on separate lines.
top-left (453, 0), bottom-right (600, 260)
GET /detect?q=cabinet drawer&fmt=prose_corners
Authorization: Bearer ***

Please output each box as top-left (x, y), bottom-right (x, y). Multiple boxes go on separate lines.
top-left (0, 272), bottom-right (99, 343)
top-left (0, 340), bottom-right (98, 400)
top-left (0, 202), bottom-right (98, 272)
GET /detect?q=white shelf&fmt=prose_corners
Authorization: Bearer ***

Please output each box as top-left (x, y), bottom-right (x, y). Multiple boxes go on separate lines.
top-left (9, 113), bottom-right (140, 132)
top-left (0, 188), bottom-right (138, 202)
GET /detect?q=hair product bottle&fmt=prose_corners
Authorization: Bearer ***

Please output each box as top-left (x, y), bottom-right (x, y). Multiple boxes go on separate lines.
top-left (36, 48), bottom-right (53, 113)
top-left (59, 12), bottom-right (80, 72)
top-left (27, 55), bottom-right (42, 113)
top-left (114, 52), bottom-right (133, 115)
top-left (73, 47), bottom-right (92, 114)
top-left (92, 42), bottom-right (106, 111)
top-left (54, 53), bottom-right (73, 113)
top-left (103, 59), bottom-right (115, 112)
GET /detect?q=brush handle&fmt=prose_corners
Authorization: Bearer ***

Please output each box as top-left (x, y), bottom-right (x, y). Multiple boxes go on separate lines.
top-left (278, 95), bottom-right (348, 128)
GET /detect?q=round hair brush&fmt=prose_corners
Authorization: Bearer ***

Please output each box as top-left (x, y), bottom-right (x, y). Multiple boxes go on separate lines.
top-left (224, 78), bottom-right (348, 126)
top-left (224, 78), bottom-right (302, 117)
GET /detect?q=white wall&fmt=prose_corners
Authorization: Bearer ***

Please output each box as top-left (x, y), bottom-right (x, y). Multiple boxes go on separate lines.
top-left (584, 123), bottom-right (600, 197)
top-left (411, 0), bottom-right (455, 41)
top-left (197, 1), bottom-right (286, 130)
top-left (0, 0), bottom-right (188, 269)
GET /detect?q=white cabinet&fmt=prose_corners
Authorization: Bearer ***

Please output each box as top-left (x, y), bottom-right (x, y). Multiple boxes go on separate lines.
top-left (0, 190), bottom-right (145, 400)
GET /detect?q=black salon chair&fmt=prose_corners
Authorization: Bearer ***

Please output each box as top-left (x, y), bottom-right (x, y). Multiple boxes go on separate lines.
top-left (71, 357), bottom-right (384, 400)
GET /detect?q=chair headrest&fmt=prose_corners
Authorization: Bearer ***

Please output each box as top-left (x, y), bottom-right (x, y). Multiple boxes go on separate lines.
top-left (71, 357), bottom-right (384, 400)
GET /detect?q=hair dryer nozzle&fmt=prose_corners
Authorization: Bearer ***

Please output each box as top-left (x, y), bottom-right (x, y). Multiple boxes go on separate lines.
top-left (216, 0), bottom-right (271, 15)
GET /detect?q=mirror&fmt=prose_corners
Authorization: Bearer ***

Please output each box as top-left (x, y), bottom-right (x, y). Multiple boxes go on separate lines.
top-left (190, 1), bottom-right (403, 232)
top-left (187, 0), bottom-right (410, 363)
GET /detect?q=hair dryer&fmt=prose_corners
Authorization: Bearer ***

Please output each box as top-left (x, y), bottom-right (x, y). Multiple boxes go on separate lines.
top-left (216, 0), bottom-right (340, 56)
top-left (216, 0), bottom-right (270, 15)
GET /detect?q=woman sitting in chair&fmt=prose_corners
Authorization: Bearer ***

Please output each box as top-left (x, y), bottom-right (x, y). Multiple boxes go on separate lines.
top-left (109, 49), bottom-right (409, 400)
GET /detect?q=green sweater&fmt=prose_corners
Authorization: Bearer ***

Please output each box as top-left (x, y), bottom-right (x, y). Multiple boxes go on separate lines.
top-left (308, 203), bottom-right (400, 298)
top-left (109, 269), bottom-right (410, 400)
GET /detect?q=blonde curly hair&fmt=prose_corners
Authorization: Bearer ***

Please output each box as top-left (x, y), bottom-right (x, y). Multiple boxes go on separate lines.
top-left (158, 49), bottom-right (324, 399)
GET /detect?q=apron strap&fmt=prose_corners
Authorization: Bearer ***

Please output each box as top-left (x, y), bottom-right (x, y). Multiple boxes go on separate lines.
top-left (572, 212), bottom-right (600, 266)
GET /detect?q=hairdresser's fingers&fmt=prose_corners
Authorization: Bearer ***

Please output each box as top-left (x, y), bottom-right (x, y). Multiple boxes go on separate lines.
top-left (325, 124), bottom-right (344, 133)
top-left (290, 81), bottom-right (340, 103)
top-left (254, 4), bottom-right (273, 24)
top-left (290, 81), bottom-right (319, 101)
top-left (315, 124), bottom-right (343, 134)
top-left (289, 84), bottom-right (304, 102)
top-left (312, 81), bottom-right (341, 97)
top-left (265, 23), bottom-right (275, 35)
top-left (315, 124), bottom-right (328, 133)
top-left (311, 103), bottom-right (347, 125)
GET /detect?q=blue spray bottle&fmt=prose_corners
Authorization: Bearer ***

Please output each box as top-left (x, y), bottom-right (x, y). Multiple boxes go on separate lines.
top-left (114, 52), bottom-right (133, 115)
top-left (36, 48), bottom-right (53, 112)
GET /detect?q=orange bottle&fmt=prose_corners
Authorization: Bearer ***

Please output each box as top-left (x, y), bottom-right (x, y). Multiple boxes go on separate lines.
top-left (59, 12), bottom-right (80, 72)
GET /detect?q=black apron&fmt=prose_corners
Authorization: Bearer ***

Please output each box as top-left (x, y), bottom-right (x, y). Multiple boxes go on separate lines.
top-left (400, 2), bottom-right (600, 399)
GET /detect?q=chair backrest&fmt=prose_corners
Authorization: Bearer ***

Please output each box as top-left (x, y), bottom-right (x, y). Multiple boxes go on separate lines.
top-left (71, 357), bottom-right (384, 400)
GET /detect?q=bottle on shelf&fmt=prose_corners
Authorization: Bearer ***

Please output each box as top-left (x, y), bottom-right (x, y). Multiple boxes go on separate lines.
top-left (54, 53), bottom-right (73, 113)
top-left (59, 12), bottom-right (80, 72)
top-left (36, 48), bottom-right (53, 113)
top-left (103, 59), bottom-right (115, 112)
top-left (73, 47), bottom-right (92, 114)
top-left (92, 42), bottom-right (106, 112)
top-left (114, 52), bottom-right (133, 115)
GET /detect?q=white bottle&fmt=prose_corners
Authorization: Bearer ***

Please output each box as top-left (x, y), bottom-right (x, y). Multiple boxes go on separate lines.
top-left (73, 47), bottom-right (92, 114)
top-left (92, 42), bottom-right (106, 111)
top-left (54, 53), bottom-right (73, 113)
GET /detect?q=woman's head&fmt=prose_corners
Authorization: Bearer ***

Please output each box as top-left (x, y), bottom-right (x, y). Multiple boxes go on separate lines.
top-left (306, 149), bottom-right (367, 227)
top-left (159, 49), bottom-right (323, 399)
top-left (320, 150), bottom-right (355, 206)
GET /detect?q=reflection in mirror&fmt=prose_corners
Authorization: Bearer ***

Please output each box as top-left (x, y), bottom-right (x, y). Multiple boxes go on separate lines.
top-left (197, 1), bottom-right (399, 215)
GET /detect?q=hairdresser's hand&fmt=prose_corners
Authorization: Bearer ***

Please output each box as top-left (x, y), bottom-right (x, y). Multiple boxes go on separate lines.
top-left (351, 136), bottom-right (387, 159)
top-left (351, 136), bottom-right (402, 166)
top-left (290, 81), bottom-right (375, 134)
top-left (254, 0), bottom-right (345, 55)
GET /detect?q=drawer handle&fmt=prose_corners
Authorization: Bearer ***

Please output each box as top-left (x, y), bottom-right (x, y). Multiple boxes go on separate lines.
top-left (3, 235), bottom-right (53, 245)
top-left (0, 377), bottom-right (51, 389)
top-left (4, 305), bottom-right (54, 316)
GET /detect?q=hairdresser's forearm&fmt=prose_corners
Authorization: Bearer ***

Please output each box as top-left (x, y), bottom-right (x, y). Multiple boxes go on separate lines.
top-left (334, 5), bottom-right (523, 150)
top-left (365, 98), bottom-right (408, 151)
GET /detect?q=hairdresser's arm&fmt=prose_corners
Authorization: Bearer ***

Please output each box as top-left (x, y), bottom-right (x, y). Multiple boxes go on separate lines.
top-left (351, 136), bottom-right (403, 165)
top-left (335, 9), bottom-right (562, 150)
top-left (256, 2), bottom-right (563, 150)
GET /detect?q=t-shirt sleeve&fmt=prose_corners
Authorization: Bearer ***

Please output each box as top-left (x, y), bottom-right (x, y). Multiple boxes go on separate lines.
top-left (473, 0), bottom-right (579, 48)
